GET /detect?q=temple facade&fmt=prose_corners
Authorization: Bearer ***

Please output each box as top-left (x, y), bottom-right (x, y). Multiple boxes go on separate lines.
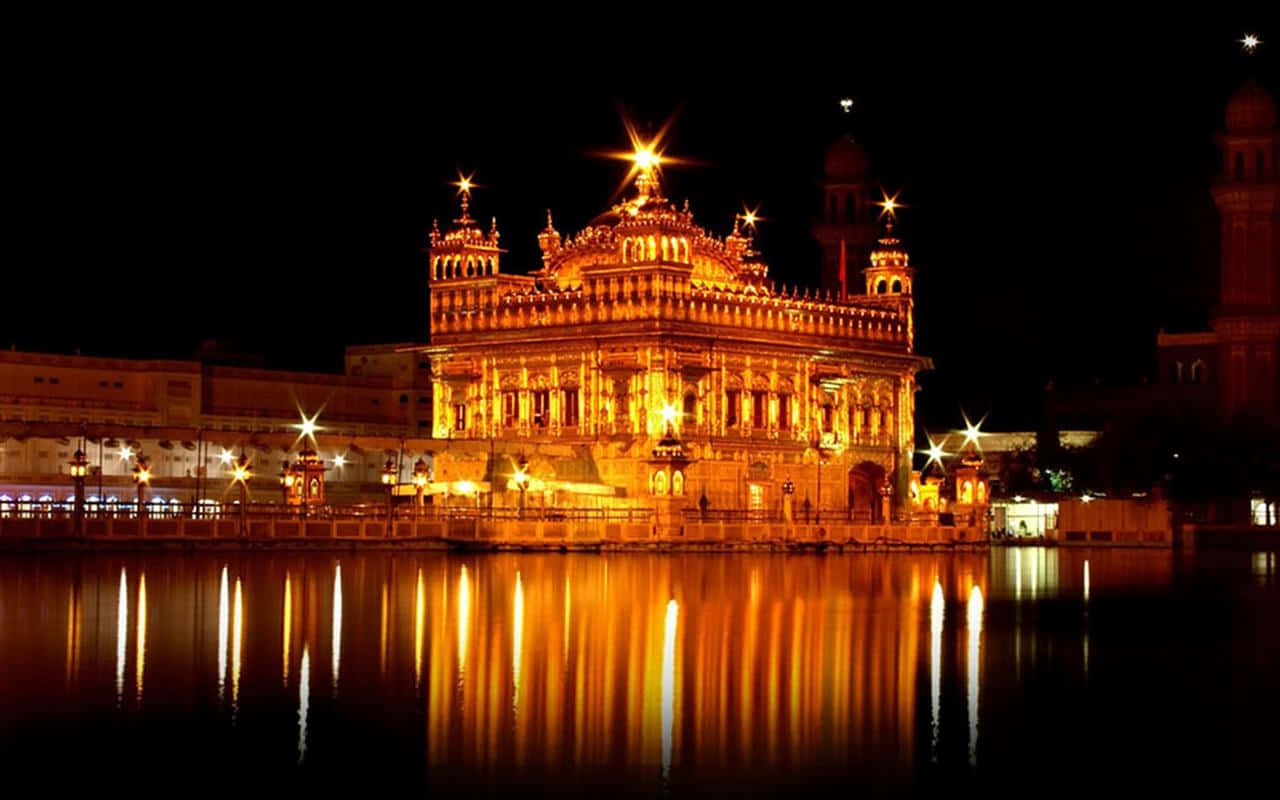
top-left (422, 148), bottom-right (930, 521)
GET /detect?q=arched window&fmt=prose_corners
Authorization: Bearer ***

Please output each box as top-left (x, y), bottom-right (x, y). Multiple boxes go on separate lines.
top-left (653, 469), bottom-right (668, 496)
top-left (891, 279), bottom-right (902, 293)
top-left (1172, 361), bottom-right (1184, 384)
top-left (622, 239), bottom-right (631, 262)
top-left (846, 192), bottom-right (856, 222)
top-left (876, 279), bottom-right (887, 294)
top-left (1190, 360), bottom-right (1206, 384)
top-left (683, 391), bottom-right (697, 421)
top-left (1235, 152), bottom-right (1246, 181)
top-left (829, 194), bottom-right (839, 221)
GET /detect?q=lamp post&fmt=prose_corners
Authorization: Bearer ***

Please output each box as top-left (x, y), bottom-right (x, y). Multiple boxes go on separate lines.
top-left (131, 455), bottom-right (151, 525)
top-left (513, 454), bottom-right (530, 518)
top-left (69, 449), bottom-right (89, 538)
top-left (231, 453), bottom-right (252, 536)
top-left (381, 458), bottom-right (397, 537)
top-left (412, 457), bottom-right (429, 518)
top-left (781, 475), bottom-right (795, 523)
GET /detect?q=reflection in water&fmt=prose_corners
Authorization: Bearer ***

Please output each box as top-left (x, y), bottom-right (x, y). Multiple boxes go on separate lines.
top-left (217, 565), bottom-right (228, 703)
top-left (232, 577), bottom-right (243, 719)
top-left (930, 580), bottom-right (944, 763)
top-left (661, 597), bottom-right (679, 782)
top-left (282, 572), bottom-right (292, 687)
top-left (332, 563), bottom-right (343, 698)
top-left (513, 570), bottom-right (524, 717)
top-left (1083, 560), bottom-right (1091, 681)
top-left (115, 567), bottom-right (127, 709)
top-left (6, 553), bottom-right (1011, 783)
top-left (136, 572), bottom-right (147, 708)
top-left (967, 584), bottom-right (984, 767)
top-left (64, 575), bottom-right (81, 687)
top-left (457, 564), bottom-right (470, 676)
top-left (414, 568), bottom-right (425, 690)
top-left (298, 645), bottom-right (310, 765)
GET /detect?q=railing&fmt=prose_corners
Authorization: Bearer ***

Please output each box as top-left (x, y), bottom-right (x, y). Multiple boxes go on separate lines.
top-left (0, 500), bottom-right (652, 523)
top-left (682, 509), bottom-right (783, 522)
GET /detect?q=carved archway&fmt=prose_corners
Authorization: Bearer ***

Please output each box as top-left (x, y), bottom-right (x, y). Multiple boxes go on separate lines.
top-left (848, 460), bottom-right (886, 523)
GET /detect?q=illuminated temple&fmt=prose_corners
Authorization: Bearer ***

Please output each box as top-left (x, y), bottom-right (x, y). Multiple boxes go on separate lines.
top-left (423, 143), bottom-right (932, 522)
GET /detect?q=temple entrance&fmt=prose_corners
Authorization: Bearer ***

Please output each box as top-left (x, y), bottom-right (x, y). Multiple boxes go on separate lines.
top-left (848, 461), bottom-right (887, 523)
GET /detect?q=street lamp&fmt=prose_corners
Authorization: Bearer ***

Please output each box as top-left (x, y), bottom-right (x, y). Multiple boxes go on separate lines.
top-left (230, 453), bottom-right (252, 536)
top-left (412, 457), bottom-right (430, 517)
top-left (781, 475), bottom-right (796, 523)
top-left (69, 449), bottom-right (89, 537)
top-left (381, 459), bottom-right (397, 536)
top-left (513, 454), bottom-right (530, 517)
top-left (131, 455), bottom-right (151, 522)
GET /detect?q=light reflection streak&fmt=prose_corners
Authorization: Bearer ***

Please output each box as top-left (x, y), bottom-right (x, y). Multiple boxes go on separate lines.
top-left (929, 580), bottom-right (944, 762)
top-left (217, 565), bottom-right (228, 703)
top-left (513, 570), bottom-right (524, 716)
top-left (563, 574), bottom-right (570, 663)
top-left (135, 573), bottom-right (147, 708)
top-left (414, 568), bottom-right (425, 690)
top-left (380, 577), bottom-right (389, 678)
top-left (967, 585), bottom-right (984, 767)
top-left (65, 578), bottom-right (81, 687)
top-left (458, 565), bottom-right (471, 677)
top-left (298, 645), bottom-right (310, 764)
top-left (115, 567), bottom-right (127, 709)
top-left (1083, 560), bottom-right (1091, 681)
top-left (332, 563), bottom-right (343, 698)
top-left (232, 577), bottom-right (243, 719)
top-left (282, 572), bottom-right (291, 687)
top-left (661, 597), bottom-right (679, 782)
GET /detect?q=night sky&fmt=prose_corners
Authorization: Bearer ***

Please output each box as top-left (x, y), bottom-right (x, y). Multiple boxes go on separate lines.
top-left (9, 16), bottom-right (1277, 431)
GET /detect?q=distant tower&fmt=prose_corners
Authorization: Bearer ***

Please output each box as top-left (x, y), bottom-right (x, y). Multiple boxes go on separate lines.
top-left (864, 215), bottom-right (915, 347)
top-left (813, 133), bottom-right (876, 296)
top-left (1211, 81), bottom-right (1280, 420)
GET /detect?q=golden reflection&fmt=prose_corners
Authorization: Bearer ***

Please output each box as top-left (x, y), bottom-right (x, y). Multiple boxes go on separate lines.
top-left (217, 565), bottom-right (228, 703)
top-left (298, 644), bottom-right (310, 765)
top-left (563, 574), bottom-right (571, 662)
top-left (332, 563), bottom-right (343, 697)
top-left (930, 579), bottom-right (944, 763)
top-left (967, 584), bottom-right (984, 767)
top-left (64, 575), bottom-right (82, 687)
top-left (414, 567), bottom-right (425, 690)
top-left (380, 577), bottom-right (389, 678)
top-left (1084, 559), bottom-right (1091, 604)
top-left (661, 597), bottom-right (679, 781)
top-left (513, 570), bottom-right (524, 716)
top-left (458, 564), bottom-right (471, 676)
top-left (232, 577), bottom-right (243, 718)
top-left (135, 572), bottom-right (147, 708)
top-left (282, 572), bottom-right (292, 687)
top-left (115, 567), bottom-right (127, 709)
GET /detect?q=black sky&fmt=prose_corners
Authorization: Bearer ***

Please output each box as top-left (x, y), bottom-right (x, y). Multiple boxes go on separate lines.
top-left (8, 14), bottom-right (1278, 431)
